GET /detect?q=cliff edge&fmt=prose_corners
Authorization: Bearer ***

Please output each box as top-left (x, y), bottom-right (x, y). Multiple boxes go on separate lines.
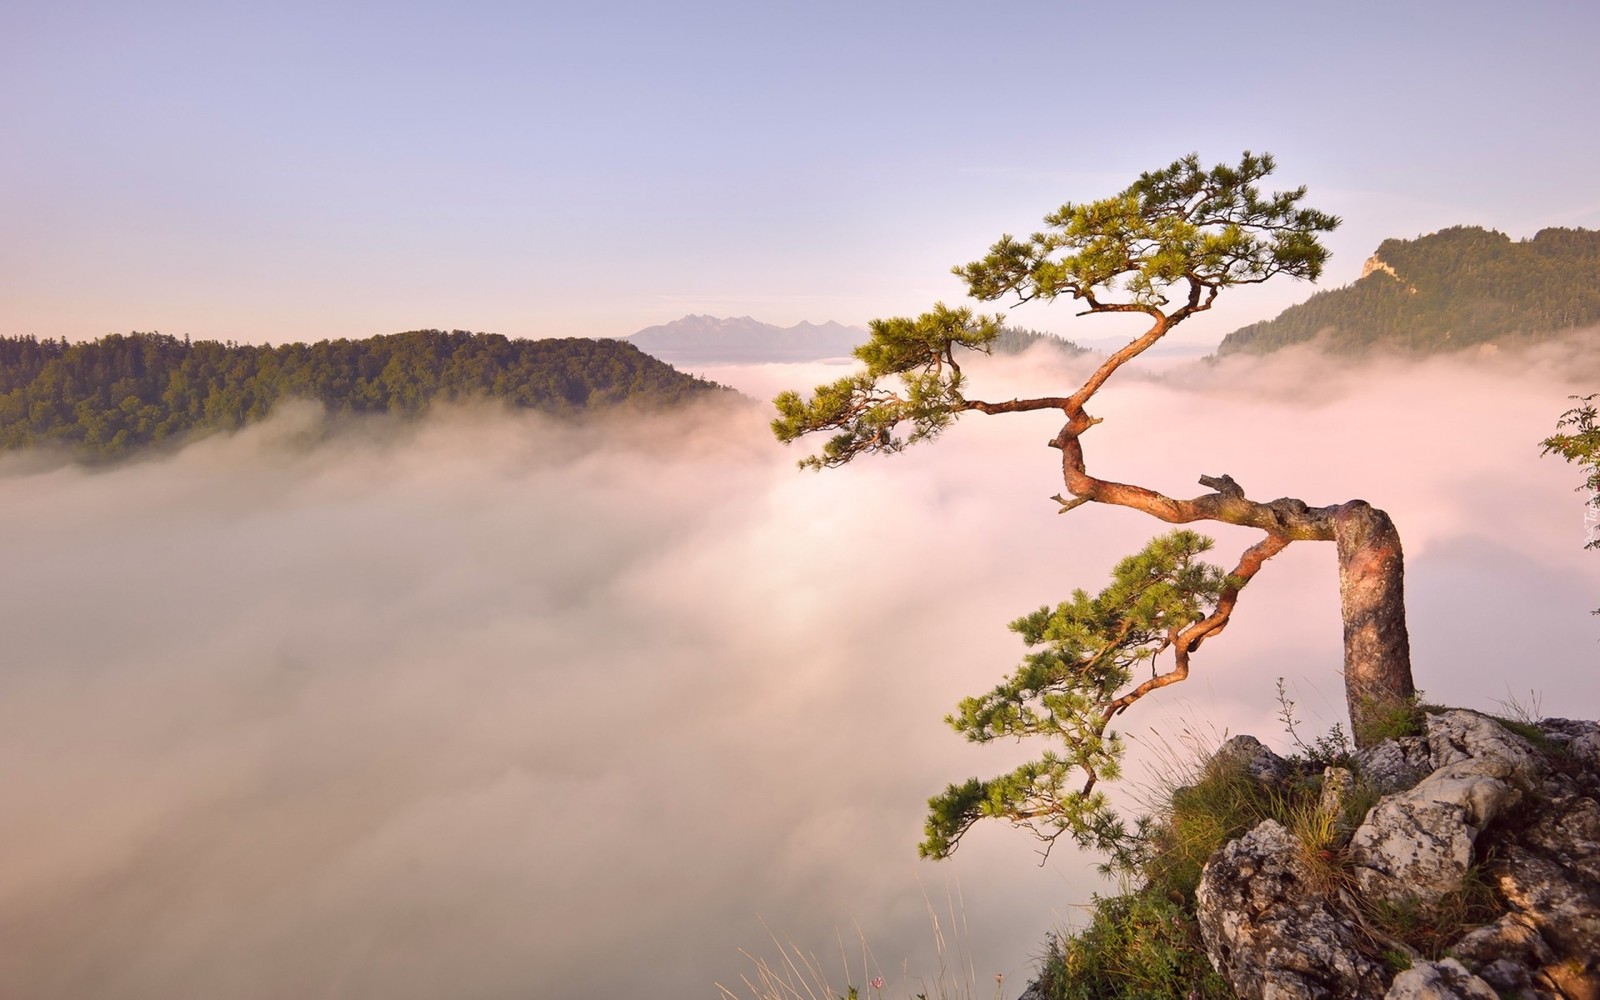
top-left (1195, 711), bottom-right (1599, 999)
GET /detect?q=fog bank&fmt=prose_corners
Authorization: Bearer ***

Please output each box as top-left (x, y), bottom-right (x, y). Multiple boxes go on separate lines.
top-left (5, 341), bottom-right (1599, 999)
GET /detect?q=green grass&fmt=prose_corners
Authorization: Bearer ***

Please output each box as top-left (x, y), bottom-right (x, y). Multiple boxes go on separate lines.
top-left (1140, 754), bottom-right (1307, 903)
top-left (1034, 731), bottom-right (1334, 1000)
top-left (1363, 865), bottom-right (1502, 960)
top-left (1035, 892), bottom-right (1233, 1000)
top-left (1352, 692), bottom-right (1429, 747)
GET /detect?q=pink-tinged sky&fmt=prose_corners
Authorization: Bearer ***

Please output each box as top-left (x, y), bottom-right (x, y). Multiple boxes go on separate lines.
top-left (5, 0), bottom-right (1599, 347)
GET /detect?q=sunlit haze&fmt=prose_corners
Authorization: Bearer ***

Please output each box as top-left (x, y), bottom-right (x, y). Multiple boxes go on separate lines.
top-left (7, 3), bottom-right (1600, 998)
top-left (4, 343), bottom-right (1599, 997)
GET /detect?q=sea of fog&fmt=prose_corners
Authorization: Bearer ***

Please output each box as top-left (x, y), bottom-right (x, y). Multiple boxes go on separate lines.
top-left (5, 340), bottom-right (1600, 999)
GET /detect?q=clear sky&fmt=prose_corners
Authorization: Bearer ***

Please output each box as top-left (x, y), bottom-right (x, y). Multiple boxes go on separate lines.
top-left (7, 0), bottom-right (1599, 346)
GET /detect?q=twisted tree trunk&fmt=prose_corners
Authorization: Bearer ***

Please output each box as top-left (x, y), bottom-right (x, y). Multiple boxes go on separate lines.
top-left (1333, 502), bottom-right (1415, 744)
top-left (1029, 408), bottom-right (1416, 748)
top-left (953, 313), bottom-right (1417, 748)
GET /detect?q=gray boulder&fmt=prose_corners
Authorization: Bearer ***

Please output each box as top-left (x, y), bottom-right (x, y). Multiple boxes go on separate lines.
top-left (1212, 734), bottom-right (1292, 787)
top-left (1347, 756), bottom-right (1520, 903)
top-left (1423, 709), bottom-right (1541, 775)
top-left (1196, 819), bottom-right (1389, 999)
top-left (1449, 913), bottom-right (1557, 998)
top-left (1382, 959), bottom-right (1497, 1000)
top-left (1526, 717), bottom-right (1600, 772)
top-left (1355, 735), bottom-right (1432, 793)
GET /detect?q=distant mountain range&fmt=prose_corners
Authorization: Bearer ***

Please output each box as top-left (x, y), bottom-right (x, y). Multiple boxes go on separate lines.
top-left (626, 314), bottom-right (1088, 364)
top-left (1217, 226), bottom-right (1600, 356)
top-left (626, 226), bottom-right (1600, 367)
top-left (626, 315), bottom-right (866, 363)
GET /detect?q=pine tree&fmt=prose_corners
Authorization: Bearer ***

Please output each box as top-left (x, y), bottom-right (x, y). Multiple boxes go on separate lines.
top-left (773, 153), bottom-right (1416, 857)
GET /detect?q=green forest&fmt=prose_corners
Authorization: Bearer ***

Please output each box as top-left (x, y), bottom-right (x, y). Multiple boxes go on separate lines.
top-left (0, 330), bottom-right (730, 458)
top-left (990, 325), bottom-right (1090, 356)
top-left (1217, 226), bottom-right (1600, 355)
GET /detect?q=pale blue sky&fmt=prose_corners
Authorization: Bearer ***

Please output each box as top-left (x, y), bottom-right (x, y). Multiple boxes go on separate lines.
top-left (6, 0), bottom-right (1598, 346)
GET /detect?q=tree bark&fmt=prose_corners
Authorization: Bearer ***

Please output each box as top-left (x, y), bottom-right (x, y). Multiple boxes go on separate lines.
top-left (1041, 414), bottom-right (1416, 746)
top-left (1333, 501), bottom-right (1415, 746)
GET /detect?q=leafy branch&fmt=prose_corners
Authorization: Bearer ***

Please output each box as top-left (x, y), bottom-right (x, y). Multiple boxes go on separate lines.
top-left (770, 304), bottom-right (1003, 469)
top-left (919, 530), bottom-right (1279, 862)
top-left (774, 153), bottom-right (1339, 468)
top-left (1542, 393), bottom-right (1600, 540)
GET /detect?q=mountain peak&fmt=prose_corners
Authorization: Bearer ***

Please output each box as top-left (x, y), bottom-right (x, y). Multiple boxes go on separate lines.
top-left (627, 315), bottom-right (867, 364)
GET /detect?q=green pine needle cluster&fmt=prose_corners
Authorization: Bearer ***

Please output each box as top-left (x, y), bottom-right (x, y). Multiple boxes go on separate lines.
top-left (771, 304), bottom-right (1000, 468)
top-left (774, 152), bottom-right (1339, 472)
top-left (1542, 393), bottom-right (1600, 544)
top-left (955, 151), bottom-right (1337, 308)
top-left (919, 531), bottom-right (1231, 860)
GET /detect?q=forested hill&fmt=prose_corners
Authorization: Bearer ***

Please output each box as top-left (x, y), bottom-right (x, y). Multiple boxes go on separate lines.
top-left (1216, 226), bottom-right (1600, 356)
top-left (0, 330), bottom-right (730, 458)
top-left (989, 325), bottom-right (1091, 356)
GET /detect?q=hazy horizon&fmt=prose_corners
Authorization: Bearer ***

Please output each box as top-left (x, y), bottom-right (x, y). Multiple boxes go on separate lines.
top-left (5, 338), bottom-right (1598, 999)
top-left (9, 2), bottom-right (1600, 346)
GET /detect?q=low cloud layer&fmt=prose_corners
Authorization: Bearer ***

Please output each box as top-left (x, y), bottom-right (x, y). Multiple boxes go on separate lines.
top-left (5, 340), bottom-right (1599, 999)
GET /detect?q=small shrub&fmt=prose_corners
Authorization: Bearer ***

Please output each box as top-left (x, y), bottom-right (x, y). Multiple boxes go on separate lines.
top-left (1380, 949), bottom-right (1413, 973)
top-left (1038, 891), bottom-right (1234, 1000)
top-left (1276, 678), bottom-right (1354, 769)
top-left (1352, 692), bottom-right (1427, 747)
top-left (1297, 724), bottom-right (1354, 769)
top-left (1140, 749), bottom-right (1319, 903)
top-left (1284, 794), bottom-right (1349, 895)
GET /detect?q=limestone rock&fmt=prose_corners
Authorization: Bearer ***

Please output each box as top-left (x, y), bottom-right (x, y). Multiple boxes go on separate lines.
top-left (1534, 717), bottom-right (1600, 769)
top-left (1356, 735), bottom-right (1432, 793)
top-left (1196, 819), bottom-right (1388, 1000)
top-left (1448, 910), bottom-right (1567, 997)
top-left (1520, 793), bottom-right (1600, 884)
top-left (1424, 709), bottom-right (1540, 776)
top-left (1564, 725), bottom-right (1600, 774)
top-left (1544, 961), bottom-right (1600, 1000)
top-left (1383, 959), bottom-right (1497, 1000)
top-left (1496, 845), bottom-right (1600, 963)
top-left (1348, 757), bottom-right (1519, 902)
top-left (1449, 912), bottom-right (1554, 974)
top-left (1318, 765), bottom-right (1356, 820)
top-left (1080, 712), bottom-right (1600, 1000)
top-left (1346, 714), bottom-right (1600, 996)
top-left (1212, 734), bottom-right (1291, 787)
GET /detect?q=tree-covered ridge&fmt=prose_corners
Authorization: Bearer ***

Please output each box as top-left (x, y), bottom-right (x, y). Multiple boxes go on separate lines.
top-left (0, 330), bottom-right (729, 458)
top-left (1217, 226), bottom-right (1600, 355)
top-left (989, 324), bottom-right (1091, 356)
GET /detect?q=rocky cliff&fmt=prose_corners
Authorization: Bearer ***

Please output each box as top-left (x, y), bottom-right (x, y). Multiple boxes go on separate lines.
top-left (1194, 711), bottom-right (1599, 1000)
